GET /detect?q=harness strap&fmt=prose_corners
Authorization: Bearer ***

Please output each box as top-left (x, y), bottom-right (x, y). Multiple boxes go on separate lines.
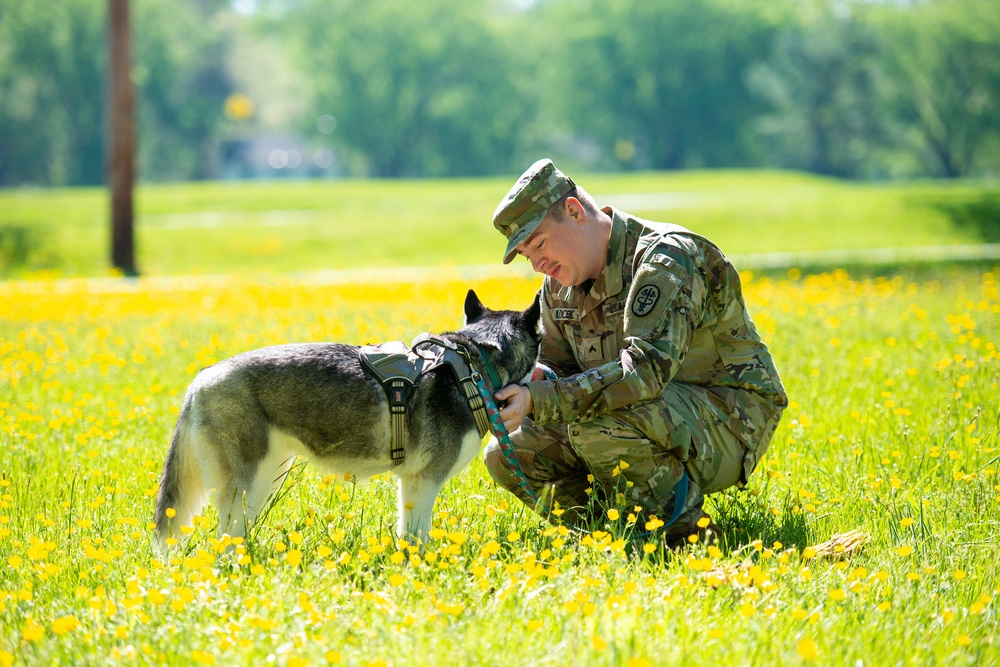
top-left (413, 334), bottom-right (493, 439)
top-left (386, 378), bottom-right (411, 466)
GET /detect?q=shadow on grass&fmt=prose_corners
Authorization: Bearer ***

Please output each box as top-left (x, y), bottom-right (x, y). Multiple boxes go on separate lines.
top-left (924, 190), bottom-right (1000, 243)
top-left (710, 489), bottom-right (811, 553)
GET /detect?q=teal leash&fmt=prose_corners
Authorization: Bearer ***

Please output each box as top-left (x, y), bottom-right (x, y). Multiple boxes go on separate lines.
top-left (472, 349), bottom-right (541, 506)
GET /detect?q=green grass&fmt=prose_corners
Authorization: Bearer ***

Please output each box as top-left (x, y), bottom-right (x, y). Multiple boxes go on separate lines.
top-left (0, 171), bottom-right (995, 278)
top-left (1, 262), bottom-right (998, 665)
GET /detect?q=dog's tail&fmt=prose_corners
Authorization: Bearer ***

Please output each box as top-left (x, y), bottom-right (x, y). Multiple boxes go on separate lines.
top-left (154, 391), bottom-right (208, 551)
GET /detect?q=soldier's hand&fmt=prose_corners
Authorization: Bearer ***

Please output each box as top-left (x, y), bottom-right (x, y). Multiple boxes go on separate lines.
top-left (495, 384), bottom-right (533, 432)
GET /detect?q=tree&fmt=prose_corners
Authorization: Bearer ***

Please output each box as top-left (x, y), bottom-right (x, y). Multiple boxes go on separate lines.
top-left (878, 0), bottom-right (1000, 178)
top-left (109, 0), bottom-right (137, 276)
top-left (286, 0), bottom-right (535, 177)
top-left (537, 0), bottom-right (785, 171)
top-left (0, 0), bottom-right (106, 185)
top-left (746, 4), bottom-right (889, 178)
top-left (0, 0), bottom-right (234, 186)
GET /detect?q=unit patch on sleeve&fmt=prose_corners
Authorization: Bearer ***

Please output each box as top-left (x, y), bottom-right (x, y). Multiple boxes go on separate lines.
top-left (631, 285), bottom-right (660, 317)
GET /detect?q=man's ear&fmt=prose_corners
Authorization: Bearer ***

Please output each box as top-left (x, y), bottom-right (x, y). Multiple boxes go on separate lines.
top-left (565, 196), bottom-right (587, 225)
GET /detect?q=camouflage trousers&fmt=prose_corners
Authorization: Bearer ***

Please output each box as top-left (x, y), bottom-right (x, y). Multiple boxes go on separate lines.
top-left (484, 382), bottom-right (778, 529)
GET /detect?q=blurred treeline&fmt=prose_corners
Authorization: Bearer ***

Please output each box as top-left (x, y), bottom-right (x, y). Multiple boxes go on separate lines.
top-left (0, 0), bottom-right (998, 186)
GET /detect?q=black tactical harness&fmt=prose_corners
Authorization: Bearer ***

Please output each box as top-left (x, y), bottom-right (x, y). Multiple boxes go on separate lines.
top-left (358, 334), bottom-right (493, 466)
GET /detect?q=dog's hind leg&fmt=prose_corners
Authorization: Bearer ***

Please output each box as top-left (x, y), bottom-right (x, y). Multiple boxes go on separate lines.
top-left (215, 434), bottom-right (298, 541)
top-left (397, 474), bottom-right (446, 544)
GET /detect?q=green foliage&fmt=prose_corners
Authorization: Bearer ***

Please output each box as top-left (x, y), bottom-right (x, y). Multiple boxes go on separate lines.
top-left (1, 0), bottom-right (999, 183)
top-left (876, 0), bottom-right (1000, 178)
top-left (746, 4), bottom-right (888, 177)
top-left (0, 0), bottom-right (106, 185)
top-left (543, 0), bottom-right (785, 170)
top-left (287, 0), bottom-right (536, 177)
top-left (0, 0), bottom-right (233, 186)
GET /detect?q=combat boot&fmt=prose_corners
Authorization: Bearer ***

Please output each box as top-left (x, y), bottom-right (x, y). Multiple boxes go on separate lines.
top-left (661, 478), bottom-right (720, 549)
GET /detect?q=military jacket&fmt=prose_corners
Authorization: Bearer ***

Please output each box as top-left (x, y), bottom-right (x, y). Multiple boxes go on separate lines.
top-left (527, 209), bottom-right (787, 451)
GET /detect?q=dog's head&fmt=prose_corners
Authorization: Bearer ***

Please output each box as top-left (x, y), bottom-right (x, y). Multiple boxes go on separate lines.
top-left (458, 289), bottom-right (542, 390)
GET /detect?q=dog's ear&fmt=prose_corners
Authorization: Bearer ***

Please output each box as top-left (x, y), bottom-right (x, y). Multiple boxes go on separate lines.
top-left (524, 290), bottom-right (542, 334)
top-left (464, 289), bottom-right (487, 324)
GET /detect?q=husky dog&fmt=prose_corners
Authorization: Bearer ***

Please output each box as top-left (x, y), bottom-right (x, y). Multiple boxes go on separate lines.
top-left (154, 290), bottom-right (541, 548)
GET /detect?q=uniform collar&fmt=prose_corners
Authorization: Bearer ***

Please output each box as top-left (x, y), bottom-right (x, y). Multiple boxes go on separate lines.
top-left (554, 208), bottom-right (625, 309)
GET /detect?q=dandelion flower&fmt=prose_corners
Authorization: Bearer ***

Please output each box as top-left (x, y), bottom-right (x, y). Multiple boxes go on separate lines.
top-left (191, 650), bottom-right (215, 665)
top-left (51, 615), bottom-right (80, 635)
top-left (797, 638), bottom-right (818, 660)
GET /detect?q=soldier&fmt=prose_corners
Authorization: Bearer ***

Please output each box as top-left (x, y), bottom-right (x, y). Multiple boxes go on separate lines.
top-left (484, 158), bottom-right (788, 546)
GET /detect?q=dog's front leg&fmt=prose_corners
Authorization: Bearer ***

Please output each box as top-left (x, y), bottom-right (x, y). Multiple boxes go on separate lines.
top-left (397, 474), bottom-right (445, 544)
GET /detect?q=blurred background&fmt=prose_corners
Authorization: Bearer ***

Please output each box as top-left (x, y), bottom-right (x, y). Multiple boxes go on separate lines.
top-left (0, 0), bottom-right (998, 278)
top-left (2, 0), bottom-right (998, 185)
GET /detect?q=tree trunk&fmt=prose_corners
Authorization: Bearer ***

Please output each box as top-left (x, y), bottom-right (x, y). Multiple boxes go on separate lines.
top-left (108, 0), bottom-right (138, 276)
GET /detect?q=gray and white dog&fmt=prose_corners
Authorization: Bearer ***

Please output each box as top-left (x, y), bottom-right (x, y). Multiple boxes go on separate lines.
top-left (154, 289), bottom-right (541, 548)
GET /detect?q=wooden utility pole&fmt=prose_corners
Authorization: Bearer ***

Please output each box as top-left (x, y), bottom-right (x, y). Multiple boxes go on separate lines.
top-left (108, 0), bottom-right (137, 276)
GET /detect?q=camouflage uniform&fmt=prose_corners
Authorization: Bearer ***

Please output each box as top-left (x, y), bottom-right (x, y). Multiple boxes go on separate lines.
top-left (485, 159), bottom-right (787, 534)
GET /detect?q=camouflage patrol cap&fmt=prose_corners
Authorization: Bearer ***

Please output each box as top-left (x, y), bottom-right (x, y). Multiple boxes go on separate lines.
top-left (493, 158), bottom-right (576, 264)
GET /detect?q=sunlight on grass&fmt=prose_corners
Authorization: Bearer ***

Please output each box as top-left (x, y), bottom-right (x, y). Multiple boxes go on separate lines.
top-left (1, 266), bottom-right (998, 664)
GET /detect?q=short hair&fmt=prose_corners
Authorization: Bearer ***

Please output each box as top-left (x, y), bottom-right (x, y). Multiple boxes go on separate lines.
top-left (546, 186), bottom-right (599, 221)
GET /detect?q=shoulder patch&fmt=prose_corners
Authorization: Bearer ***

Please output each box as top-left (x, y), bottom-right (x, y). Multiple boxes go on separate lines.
top-left (631, 285), bottom-right (660, 317)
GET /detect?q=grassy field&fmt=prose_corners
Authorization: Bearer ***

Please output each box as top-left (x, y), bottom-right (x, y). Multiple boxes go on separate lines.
top-left (0, 170), bottom-right (996, 278)
top-left (1, 262), bottom-right (999, 664)
top-left (1, 173), bottom-right (999, 665)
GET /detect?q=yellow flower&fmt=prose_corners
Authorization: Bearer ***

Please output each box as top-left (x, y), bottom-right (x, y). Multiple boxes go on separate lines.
top-left (285, 549), bottom-right (302, 567)
top-left (22, 618), bottom-right (45, 642)
top-left (191, 650), bottom-right (216, 665)
top-left (606, 509), bottom-right (620, 521)
top-left (797, 638), bottom-right (819, 660)
top-left (326, 650), bottom-right (343, 664)
top-left (592, 636), bottom-right (607, 650)
top-left (51, 615), bottom-right (80, 635)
